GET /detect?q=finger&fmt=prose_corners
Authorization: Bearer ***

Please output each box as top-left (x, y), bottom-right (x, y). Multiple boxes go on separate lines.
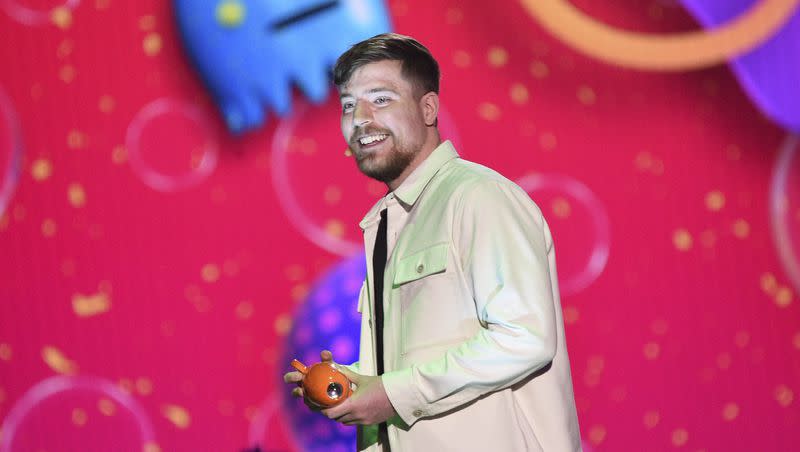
top-left (291, 387), bottom-right (304, 398)
top-left (284, 371), bottom-right (303, 383)
top-left (335, 364), bottom-right (360, 384)
top-left (322, 399), bottom-right (350, 420)
top-left (320, 350), bottom-right (333, 362)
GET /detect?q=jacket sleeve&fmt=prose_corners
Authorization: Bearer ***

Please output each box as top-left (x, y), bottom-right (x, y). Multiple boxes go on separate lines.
top-left (381, 179), bottom-right (559, 426)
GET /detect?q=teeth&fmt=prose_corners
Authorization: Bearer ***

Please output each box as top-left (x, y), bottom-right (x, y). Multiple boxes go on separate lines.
top-left (359, 134), bottom-right (388, 145)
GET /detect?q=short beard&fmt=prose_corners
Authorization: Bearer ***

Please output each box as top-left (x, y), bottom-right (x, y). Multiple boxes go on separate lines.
top-left (353, 144), bottom-right (415, 183)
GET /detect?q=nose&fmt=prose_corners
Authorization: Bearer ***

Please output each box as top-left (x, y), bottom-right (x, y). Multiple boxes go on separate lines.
top-left (352, 100), bottom-right (372, 128)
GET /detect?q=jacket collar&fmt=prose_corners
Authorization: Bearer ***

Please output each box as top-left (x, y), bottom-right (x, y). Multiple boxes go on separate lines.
top-left (359, 140), bottom-right (459, 230)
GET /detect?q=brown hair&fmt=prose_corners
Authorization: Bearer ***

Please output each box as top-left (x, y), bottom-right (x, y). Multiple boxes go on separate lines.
top-left (333, 33), bottom-right (440, 98)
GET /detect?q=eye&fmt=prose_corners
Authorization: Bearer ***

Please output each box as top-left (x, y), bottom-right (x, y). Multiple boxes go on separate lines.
top-left (341, 102), bottom-right (354, 113)
top-left (374, 96), bottom-right (390, 105)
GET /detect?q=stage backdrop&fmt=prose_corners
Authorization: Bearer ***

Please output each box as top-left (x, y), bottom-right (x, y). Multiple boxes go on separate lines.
top-left (1, 0), bottom-right (799, 451)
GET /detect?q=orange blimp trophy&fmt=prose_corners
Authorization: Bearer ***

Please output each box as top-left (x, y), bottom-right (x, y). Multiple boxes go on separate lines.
top-left (290, 358), bottom-right (353, 408)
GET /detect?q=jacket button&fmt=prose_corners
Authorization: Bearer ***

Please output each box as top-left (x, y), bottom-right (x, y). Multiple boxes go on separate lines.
top-left (413, 409), bottom-right (423, 417)
top-left (416, 264), bottom-right (424, 273)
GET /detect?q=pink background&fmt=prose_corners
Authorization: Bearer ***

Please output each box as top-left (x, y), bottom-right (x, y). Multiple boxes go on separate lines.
top-left (1, 0), bottom-right (799, 451)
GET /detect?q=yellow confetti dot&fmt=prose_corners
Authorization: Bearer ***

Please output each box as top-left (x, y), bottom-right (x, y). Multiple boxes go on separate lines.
top-left (445, 7), bottom-right (463, 24)
top-left (67, 130), bottom-right (87, 149)
top-left (705, 190), bottom-right (726, 211)
top-left (98, 95), bottom-right (115, 113)
top-left (112, 145), bottom-right (128, 164)
top-left (235, 301), bottom-right (254, 320)
top-left (0, 343), bottom-right (12, 361)
top-left (775, 286), bottom-right (793, 308)
top-left (274, 313), bottom-right (292, 336)
top-left (760, 273), bottom-right (778, 295)
top-left (643, 410), bottom-right (660, 429)
top-left (72, 408), bottom-right (87, 426)
top-left (588, 425), bottom-right (606, 445)
top-left (774, 385), bottom-right (793, 407)
top-left (143, 33), bottom-right (163, 56)
top-left (643, 342), bottom-right (660, 360)
top-left (136, 377), bottom-right (153, 396)
top-left (563, 306), bottom-right (579, 324)
top-left (42, 346), bottom-right (78, 375)
top-left (201, 264), bottom-right (220, 283)
top-left (216, 1), bottom-right (246, 27)
top-left (577, 85), bottom-right (596, 105)
top-left (634, 151), bottom-right (653, 171)
top-left (671, 428), bottom-right (689, 446)
top-left (143, 442), bottom-right (162, 452)
top-left (477, 102), bottom-right (501, 121)
top-left (31, 159), bottom-right (53, 181)
top-left (162, 404), bottom-right (191, 429)
top-left (732, 219), bottom-right (750, 239)
top-left (453, 50), bottom-right (472, 68)
top-left (551, 197), bottom-right (571, 219)
top-left (323, 185), bottom-right (343, 205)
top-left (68, 183), bottom-right (86, 207)
top-left (673, 229), bottom-right (693, 251)
top-left (487, 46), bottom-right (508, 67)
top-left (98, 398), bottom-right (116, 416)
top-left (139, 15), bottom-right (156, 31)
top-left (716, 352), bottom-right (731, 370)
top-left (41, 219), bottom-right (57, 237)
top-left (325, 219), bottom-right (346, 238)
top-left (792, 331), bottom-right (800, 350)
top-left (530, 60), bottom-right (549, 78)
top-left (51, 7), bottom-right (72, 29)
top-left (72, 292), bottom-right (111, 317)
top-left (734, 331), bottom-right (750, 348)
top-left (509, 83), bottom-right (529, 105)
top-left (59, 65), bottom-right (77, 83)
top-left (722, 402), bottom-right (739, 421)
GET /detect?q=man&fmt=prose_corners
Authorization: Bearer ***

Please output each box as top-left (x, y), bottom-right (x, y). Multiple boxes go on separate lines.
top-left (284, 33), bottom-right (581, 451)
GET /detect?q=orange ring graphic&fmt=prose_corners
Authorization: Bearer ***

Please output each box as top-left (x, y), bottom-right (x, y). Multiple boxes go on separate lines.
top-left (519, 0), bottom-right (800, 71)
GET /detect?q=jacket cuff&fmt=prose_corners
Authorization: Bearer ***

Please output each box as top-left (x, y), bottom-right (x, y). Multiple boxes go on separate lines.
top-left (381, 367), bottom-right (427, 426)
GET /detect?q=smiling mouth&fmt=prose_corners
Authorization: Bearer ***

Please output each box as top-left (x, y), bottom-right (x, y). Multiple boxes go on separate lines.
top-left (357, 134), bottom-right (389, 146)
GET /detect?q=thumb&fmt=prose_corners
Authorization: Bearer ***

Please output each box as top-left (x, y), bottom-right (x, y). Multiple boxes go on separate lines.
top-left (335, 364), bottom-right (360, 384)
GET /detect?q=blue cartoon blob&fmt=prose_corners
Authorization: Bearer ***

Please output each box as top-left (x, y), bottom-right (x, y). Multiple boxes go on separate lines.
top-left (174, 0), bottom-right (392, 134)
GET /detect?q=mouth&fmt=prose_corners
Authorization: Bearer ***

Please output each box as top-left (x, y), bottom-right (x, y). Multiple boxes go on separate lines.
top-left (354, 133), bottom-right (390, 149)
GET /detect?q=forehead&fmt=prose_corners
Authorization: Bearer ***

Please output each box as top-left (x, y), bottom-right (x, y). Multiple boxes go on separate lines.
top-left (340, 60), bottom-right (413, 95)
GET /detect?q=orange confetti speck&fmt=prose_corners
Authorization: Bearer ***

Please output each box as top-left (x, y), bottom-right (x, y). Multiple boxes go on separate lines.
top-left (453, 50), bottom-right (471, 68)
top-left (325, 219), bottom-right (346, 238)
top-left (530, 60), bottom-right (549, 78)
top-left (588, 425), bottom-right (606, 445)
top-left (67, 130), bottom-right (87, 149)
top-left (42, 219), bottom-right (57, 237)
top-left (162, 404), bottom-right (191, 429)
top-left (201, 264), bottom-right (220, 283)
top-left (143, 33), bottom-right (163, 56)
top-left (671, 428), bottom-right (689, 446)
top-left (551, 197), bottom-right (571, 219)
top-left (760, 273), bottom-right (778, 294)
top-left (563, 306), bottom-right (579, 325)
top-left (775, 286), bottom-right (793, 308)
top-left (42, 346), bottom-right (78, 375)
top-left (72, 292), bottom-right (111, 317)
top-left (31, 159), bottom-right (53, 181)
top-left (143, 442), bottom-right (162, 452)
top-left (51, 7), bottom-right (72, 29)
top-left (634, 152), bottom-right (653, 171)
top-left (704, 190), bottom-right (726, 211)
top-left (72, 408), bottom-right (87, 426)
top-left (577, 85), bottom-right (596, 105)
top-left (487, 46), bottom-right (508, 67)
top-left (732, 219), bottom-right (750, 238)
top-left (643, 410), bottom-right (660, 429)
top-left (0, 343), bottom-right (12, 361)
top-left (68, 183), bottom-right (86, 207)
top-left (672, 229), bottom-right (693, 251)
top-left (98, 95), bottom-right (115, 113)
top-left (274, 313), bottom-right (292, 336)
top-left (539, 132), bottom-right (557, 151)
top-left (651, 319), bottom-right (669, 335)
top-left (98, 397), bottom-right (116, 416)
top-left (323, 185), bottom-right (343, 205)
top-left (775, 385), bottom-right (794, 407)
top-left (112, 145), bottom-right (128, 164)
top-left (136, 378), bottom-right (153, 395)
top-left (236, 301), bottom-right (254, 320)
top-left (59, 65), bottom-right (77, 83)
top-left (477, 102), bottom-right (501, 121)
top-left (510, 83), bottom-right (529, 105)
top-left (722, 402), bottom-right (739, 421)
top-left (643, 342), bottom-right (660, 360)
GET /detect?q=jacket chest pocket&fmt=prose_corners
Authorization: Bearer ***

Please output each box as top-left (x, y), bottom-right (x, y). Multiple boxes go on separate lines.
top-left (393, 243), bottom-right (465, 354)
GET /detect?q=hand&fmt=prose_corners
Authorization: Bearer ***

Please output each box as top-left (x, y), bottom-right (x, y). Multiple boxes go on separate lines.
top-left (322, 366), bottom-right (397, 426)
top-left (283, 350), bottom-right (334, 411)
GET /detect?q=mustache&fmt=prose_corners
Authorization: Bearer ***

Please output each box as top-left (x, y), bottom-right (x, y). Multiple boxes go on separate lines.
top-left (349, 127), bottom-right (391, 145)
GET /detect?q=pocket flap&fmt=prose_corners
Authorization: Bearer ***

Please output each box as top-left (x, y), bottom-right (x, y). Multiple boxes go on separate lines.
top-left (393, 242), bottom-right (448, 286)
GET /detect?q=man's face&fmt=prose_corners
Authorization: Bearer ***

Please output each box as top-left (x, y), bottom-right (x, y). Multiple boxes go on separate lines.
top-left (339, 60), bottom-right (428, 184)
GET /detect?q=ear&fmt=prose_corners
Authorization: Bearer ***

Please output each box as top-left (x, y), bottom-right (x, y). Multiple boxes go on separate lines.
top-left (420, 91), bottom-right (440, 127)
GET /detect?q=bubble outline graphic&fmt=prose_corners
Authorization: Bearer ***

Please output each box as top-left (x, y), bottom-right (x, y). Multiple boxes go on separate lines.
top-left (770, 134), bottom-right (800, 294)
top-left (516, 173), bottom-right (611, 295)
top-left (126, 98), bottom-right (219, 192)
top-left (519, 0), bottom-right (800, 71)
top-left (0, 0), bottom-right (80, 26)
top-left (271, 98), bottom-right (460, 256)
top-left (0, 375), bottom-right (156, 452)
top-left (0, 86), bottom-right (22, 218)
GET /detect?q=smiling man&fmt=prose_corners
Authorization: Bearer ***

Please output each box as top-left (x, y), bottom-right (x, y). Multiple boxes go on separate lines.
top-left (284, 33), bottom-right (581, 451)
